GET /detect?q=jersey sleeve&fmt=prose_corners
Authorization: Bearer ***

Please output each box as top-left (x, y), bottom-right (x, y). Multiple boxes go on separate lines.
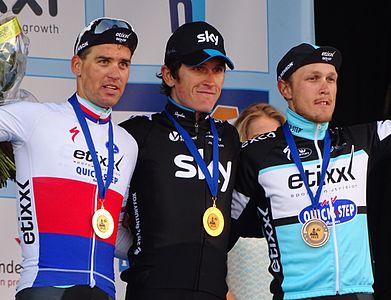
top-left (115, 181), bottom-right (134, 259)
top-left (230, 144), bottom-right (265, 248)
top-left (0, 101), bottom-right (44, 144)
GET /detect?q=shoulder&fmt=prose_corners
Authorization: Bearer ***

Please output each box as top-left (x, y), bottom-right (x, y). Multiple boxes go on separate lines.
top-left (119, 114), bottom-right (152, 133)
top-left (0, 100), bottom-right (68, 117)
top-left (120, 114), bottom-right (152, 128)
top-left (214, 119), bottom-right (240, 140)
top-left (119, 113), bottom-right (159, 145)
top-left (114, 123), bottom-right (138, 143)
top-left (241, 128), bottom-right (282, 151)
top-left (239, 128), bottom-right (285, 167)
top-left (329, 123), bottom-right (377, 147)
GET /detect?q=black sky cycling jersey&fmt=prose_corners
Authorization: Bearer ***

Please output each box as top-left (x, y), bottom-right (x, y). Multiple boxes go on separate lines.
top-left (119, 99), bottom-right (240, 299)
top-left (231, 109), bottom-right (391, 299)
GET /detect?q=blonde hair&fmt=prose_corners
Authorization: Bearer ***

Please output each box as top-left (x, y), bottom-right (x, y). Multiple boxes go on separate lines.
top-left (234, 103), bottom-right (286, 142)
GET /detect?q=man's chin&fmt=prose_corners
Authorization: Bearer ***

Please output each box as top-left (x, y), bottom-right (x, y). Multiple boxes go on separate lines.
top-left (101, 95), bottom-right (121, 106)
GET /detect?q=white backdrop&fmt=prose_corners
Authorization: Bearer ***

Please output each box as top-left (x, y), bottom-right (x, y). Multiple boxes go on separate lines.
top-left (0, 0), bottom-right (315, 299)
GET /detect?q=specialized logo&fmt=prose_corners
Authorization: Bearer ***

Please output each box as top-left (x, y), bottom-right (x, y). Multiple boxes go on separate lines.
top-left (1, 0), bottom-right (58, 16)
top-left (17, 180), bottom-right (35, 244)
top-left (69, 126), bottom-right (80, 142)
top-left (299, 196), bottom-right (356, 226)
top-left (174, 149), bottom-right (232, 192)
top-left (241, 132), bottom-right (276, 148)
top-left (257, 207), bottom-right (280, 273)
top-left (197, 30), bottom-right (219, 46)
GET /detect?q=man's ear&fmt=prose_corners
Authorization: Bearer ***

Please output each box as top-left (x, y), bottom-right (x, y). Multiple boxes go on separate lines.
top-left (277, 79), bottom-right (292, 101)
top-left (71, 55), bottom-right (82, 77)
top-left (161, 65), bottom-right (175, 87)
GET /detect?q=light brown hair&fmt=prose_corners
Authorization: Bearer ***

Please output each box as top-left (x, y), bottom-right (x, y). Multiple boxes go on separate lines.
top-left (234, 103), bottom-right (286, 142)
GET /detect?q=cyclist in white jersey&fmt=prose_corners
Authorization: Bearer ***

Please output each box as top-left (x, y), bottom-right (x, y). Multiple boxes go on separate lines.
top-left (0, 17), bottom-right (139, 300)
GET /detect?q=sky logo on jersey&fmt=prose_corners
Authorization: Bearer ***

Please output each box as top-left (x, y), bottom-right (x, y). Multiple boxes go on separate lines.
top-left (299, 197), bottom-right (357, 226)
top-left (174, 150), bottom-right (232, 193)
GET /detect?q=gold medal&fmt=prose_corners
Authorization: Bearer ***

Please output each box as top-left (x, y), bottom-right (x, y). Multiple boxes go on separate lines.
top-left (301, 218), bottom-right (329, 247)
top-left (92, 207), bottom-right (114, 239)
top-left (203, 198), bottom-right (224, 237)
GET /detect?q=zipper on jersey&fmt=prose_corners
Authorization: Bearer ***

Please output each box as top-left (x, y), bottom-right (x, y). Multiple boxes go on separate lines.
top-left (329, 195), bottom-right (340, 293)
top-left (195, 132), bottom-right (210, 290)
top-left (314, 123), bottom-right (340, 294)
top-left (194, 122), bottom-right (199, 134)
top-left (89, 187), bottom-right (98, 288)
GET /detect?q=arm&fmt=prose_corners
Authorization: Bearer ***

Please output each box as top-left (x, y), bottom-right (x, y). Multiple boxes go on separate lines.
top-left (229, 150), bottom-right (264, 249)
top-left (115, 187), bottom-right (133, 259)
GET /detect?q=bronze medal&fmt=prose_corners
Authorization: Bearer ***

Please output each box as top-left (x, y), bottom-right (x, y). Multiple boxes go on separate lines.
top-left (301, 218), bottom-right (329, 247)
top-left (203, 205), bottom-right (224, 237)
top-left (92, 208), bottom-right (114, 239)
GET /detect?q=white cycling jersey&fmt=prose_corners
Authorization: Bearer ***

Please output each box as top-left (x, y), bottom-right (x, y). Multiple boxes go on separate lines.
top-left (0, 93), bottom-right (138, 299)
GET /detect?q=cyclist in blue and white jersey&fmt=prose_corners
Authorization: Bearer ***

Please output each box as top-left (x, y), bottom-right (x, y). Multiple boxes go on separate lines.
top-left (231, 43), bottom-right (389, 300)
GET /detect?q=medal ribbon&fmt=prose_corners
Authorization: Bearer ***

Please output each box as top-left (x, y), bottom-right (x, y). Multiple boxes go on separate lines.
top-left (283, 123), bottom-right (331, 210)
top-left (165, 110), bottom-right (219, 197)
top-left (69, 95), bottom-right (114, 201)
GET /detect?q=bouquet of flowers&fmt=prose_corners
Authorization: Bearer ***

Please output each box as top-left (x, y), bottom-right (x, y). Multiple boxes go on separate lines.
top-left (0, 15), bottom-right (30, 188)
top-left (0, 142), bottom-right (15, 188)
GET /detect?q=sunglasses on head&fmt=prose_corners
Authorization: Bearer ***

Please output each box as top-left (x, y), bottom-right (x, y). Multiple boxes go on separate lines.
top-left (93, 18), bottom-right (133, 34)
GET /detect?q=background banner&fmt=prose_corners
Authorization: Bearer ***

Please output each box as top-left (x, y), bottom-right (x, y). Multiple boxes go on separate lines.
top-left (0, 0), bottom-right (315, 299)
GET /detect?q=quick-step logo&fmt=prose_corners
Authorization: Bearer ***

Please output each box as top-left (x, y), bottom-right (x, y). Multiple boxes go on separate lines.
top-left (299, 196), bottom-right (356, 226)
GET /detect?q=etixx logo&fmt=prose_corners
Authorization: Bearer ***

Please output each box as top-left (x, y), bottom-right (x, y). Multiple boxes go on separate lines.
top-left (299, 197), bottom-right (356, 226)
top-left (321, 51), bottom-right (336, 62)
top-left (115, 32), bottom-right (130, 43)
top-left (0, 0), bottom-right (58, 16)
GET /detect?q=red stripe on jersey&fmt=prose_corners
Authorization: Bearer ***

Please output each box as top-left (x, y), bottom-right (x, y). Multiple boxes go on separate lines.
top-left (79, 104), bottom-right (110, 123)
top-left (33, 177), bottom-right (123, 245)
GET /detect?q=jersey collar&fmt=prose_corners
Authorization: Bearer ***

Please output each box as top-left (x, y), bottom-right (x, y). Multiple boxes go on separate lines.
top-left (76, 93), bottom-right (112, 124)
top-left (166, 96), bottom-right (211, 123)
top-left (286, 108), bottom-right (328, 140)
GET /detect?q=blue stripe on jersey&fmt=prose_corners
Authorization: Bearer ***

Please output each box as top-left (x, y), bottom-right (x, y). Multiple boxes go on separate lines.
top-left (276, 223), bottom-right (336, 298)
top-left (275, 215), bottom-right (373, 298)
top-left (35, 233), bottom-right (116, 297)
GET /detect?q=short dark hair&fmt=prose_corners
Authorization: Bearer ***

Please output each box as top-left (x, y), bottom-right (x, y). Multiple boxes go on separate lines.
top-left (156, 59), bottom-right (182, 96)
top-left (77, 47), bottom-right (92, 60)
